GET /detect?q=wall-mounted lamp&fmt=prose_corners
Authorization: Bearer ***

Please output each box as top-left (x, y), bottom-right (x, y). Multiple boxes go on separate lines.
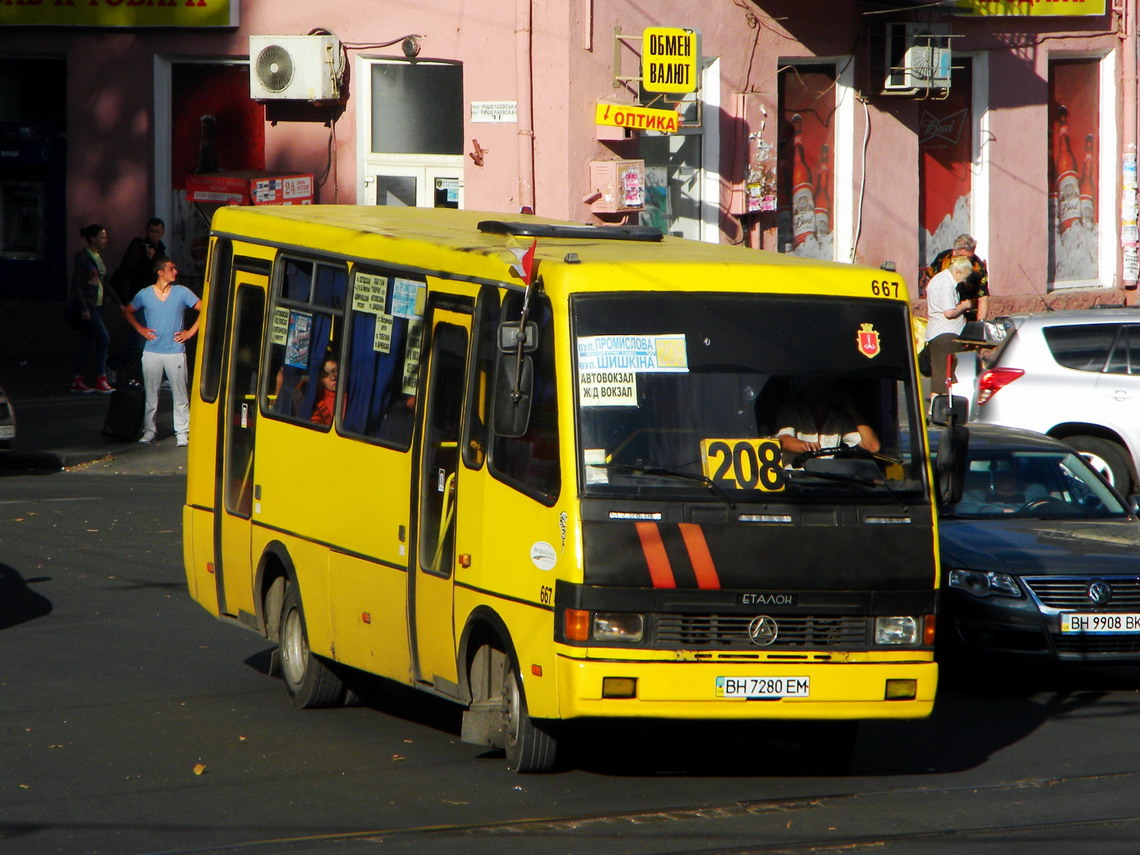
top-left (402, 35), bottom-right (421, 57)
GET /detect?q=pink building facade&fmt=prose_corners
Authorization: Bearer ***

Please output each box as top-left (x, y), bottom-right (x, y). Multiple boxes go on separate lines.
top-left (1, 0), bottom-right (1135, 313)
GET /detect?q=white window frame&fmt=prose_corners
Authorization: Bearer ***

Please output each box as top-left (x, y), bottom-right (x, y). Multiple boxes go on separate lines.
top-left (355, 55), bottom-right (465, 208)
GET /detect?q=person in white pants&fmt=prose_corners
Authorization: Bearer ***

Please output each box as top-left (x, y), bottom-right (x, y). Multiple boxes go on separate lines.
top-left (124, 257), bottom-right (201, 445)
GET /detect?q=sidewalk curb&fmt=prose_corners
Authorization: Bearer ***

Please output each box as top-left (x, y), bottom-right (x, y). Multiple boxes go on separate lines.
top-left (0, 445), bottom-right (133, 472)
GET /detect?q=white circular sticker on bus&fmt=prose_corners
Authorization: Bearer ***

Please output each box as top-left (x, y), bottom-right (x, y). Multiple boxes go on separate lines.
top-left (530, 541), bottom-right (557, 571)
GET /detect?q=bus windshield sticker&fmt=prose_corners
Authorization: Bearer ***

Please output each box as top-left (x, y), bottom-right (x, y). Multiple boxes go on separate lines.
top-left (391, 278), bottom-right (426, 320)
top-left (401, 319), bottom-right (423, 394)
top-left (577, 334), bottom-right (689, 375)
top-left (353, 272), bottom-right (389, 315)
top-left (579, 370), bottom-right (637, 407)
top-left (284, 310), bottom-right (313, 369)
top-left (699, 438), bottom-right (786, 492)
top-left (373, 313), bottom-right (394, 353)
top-left (271, 306), bottom-right (289, 346)
top-left (584, 448), bottom-right (609, 484)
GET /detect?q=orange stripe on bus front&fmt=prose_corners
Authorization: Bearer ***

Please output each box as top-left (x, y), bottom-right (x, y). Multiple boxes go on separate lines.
top-left (678, 523), bottom-right (721, 589)
top-left (635, 522), bottom-right (677, 588)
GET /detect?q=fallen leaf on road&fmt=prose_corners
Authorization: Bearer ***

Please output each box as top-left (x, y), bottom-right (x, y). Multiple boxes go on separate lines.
top-left (193, 764), bottom-right (207, 776)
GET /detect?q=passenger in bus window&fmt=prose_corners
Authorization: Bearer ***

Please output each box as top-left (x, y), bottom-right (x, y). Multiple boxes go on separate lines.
top-left (378, 393), bottom-right (415, 443)
top-left (310, 356), bottom-right (338, 426)
top-left (775, 377), bottom-right (880, 461)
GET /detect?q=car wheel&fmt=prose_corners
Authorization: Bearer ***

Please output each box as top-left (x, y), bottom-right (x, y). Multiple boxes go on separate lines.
top-left (1066, 435), bottom-right (1132, 493)
top-left (279, 584), bottom-right (346, 708)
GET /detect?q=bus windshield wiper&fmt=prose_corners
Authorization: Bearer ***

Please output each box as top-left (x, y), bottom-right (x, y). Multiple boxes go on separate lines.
top-left (595, 462), bottom-right (736, 509)
top-left (790, 469), bottom-right (907, 510)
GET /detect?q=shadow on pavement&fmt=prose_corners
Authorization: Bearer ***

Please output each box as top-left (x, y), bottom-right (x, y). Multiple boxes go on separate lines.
top-left (0, 564), bottom-right (52, 630)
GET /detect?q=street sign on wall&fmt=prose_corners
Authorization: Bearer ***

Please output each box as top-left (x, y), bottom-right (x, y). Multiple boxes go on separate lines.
top-left (953, 0), bottom-right (1106, 15)
top-left (641, 27), bottom-right (698, 94)
top-left (0, 0), bottom-right (238, 26)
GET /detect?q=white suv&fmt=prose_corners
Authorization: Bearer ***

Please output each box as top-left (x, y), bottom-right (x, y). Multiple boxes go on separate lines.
top-left (971, 308), bottom-right (1140, 494)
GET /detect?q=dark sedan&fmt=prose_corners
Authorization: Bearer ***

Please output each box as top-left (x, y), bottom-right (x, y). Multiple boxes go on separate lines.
top-left (932, 425), bottom-right (1140, 662)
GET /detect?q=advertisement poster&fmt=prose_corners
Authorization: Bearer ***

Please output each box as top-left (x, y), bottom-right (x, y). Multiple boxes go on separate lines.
top-left (778, 66), bottom-right (836, 260)
top-left (170, 64), bottom-right (266, 290)
top-left (919, 61), bottom-right (974, 290)
top-left (1049, 59), bottom-right (1100, 286)
top-left (953, 0), bottom-right (1106, 15)
top-left (284, 311), bottom-right (313, 369)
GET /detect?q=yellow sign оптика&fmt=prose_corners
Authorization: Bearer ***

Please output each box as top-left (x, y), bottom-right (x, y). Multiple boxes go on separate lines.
top-left (595, 102), bottom-right (680, 134)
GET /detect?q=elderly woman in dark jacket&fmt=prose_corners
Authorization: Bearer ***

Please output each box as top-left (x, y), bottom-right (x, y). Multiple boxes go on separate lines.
top-left (68, 223), bottom-right (121, 394)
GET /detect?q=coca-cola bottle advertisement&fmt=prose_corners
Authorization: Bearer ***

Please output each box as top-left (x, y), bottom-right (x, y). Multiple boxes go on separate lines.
top-left (1044, 61), bottom-right (1098, 288)
top-left (170, 64), bottom-right (266, 290)
top-left (1049, 60), bottom-right (1099, 285)
top-left (918, 61), bottom-right (973, 290)
top-left (778, 67), bottom-right (836, 260)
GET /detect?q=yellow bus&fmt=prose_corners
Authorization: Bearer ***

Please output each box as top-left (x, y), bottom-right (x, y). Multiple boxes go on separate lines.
top-left (183, 205), bottom-right (940, 772)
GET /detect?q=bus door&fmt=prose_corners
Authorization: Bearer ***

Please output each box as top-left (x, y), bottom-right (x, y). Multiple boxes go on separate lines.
top-left (213, 283), bottom-right (265, 618)
top-left (411, 306), bottom-right (471, 689)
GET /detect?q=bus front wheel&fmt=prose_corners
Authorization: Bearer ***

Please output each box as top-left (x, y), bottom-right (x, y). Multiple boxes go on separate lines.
top-left (502, 660), bottom-right (557, 773)
top-left (279, 584), bottom-right (346, 709)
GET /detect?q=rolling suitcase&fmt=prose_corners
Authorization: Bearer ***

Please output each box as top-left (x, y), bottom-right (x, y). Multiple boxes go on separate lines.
top-left (102, 378), bottom-right (146, 442)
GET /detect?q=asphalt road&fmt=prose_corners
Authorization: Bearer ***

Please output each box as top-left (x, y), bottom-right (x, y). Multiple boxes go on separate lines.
top-left (3, 465), bottom-right (1140, 855)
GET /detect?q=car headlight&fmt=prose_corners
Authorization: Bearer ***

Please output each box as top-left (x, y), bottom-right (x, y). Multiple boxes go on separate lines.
top-left (875, 616), bottom-right (919, 645)
top-left (947, 569), bottom-right (1022, 598)
top-left (593, 612), bottom-right (645, 642)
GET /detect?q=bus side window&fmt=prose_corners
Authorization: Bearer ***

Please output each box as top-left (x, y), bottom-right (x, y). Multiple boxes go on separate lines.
top-left (200, 238), bottom-right (233, 404)
top-left (339, 268), bottom-right (423, 449)
top-left (463, 284), bottom-right (500, 469)
top-left (489, 292), bottom-right (560, 504)
top-left (261, 258), bottom-right (347, 427)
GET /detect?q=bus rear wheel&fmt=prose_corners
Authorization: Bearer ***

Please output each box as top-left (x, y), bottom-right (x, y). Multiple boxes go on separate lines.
top-left (502, 660), bottom-right (557, 773)
top-left (279, 584), bottom-right (346, 709)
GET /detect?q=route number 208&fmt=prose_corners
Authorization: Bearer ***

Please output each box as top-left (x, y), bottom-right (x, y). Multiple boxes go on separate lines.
top-left (699, 438), bottom-right (786, 492)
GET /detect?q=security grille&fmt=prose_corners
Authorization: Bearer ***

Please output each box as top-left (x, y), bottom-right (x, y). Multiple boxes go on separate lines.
top-left (1023, 576), bottom-right (1140, 610)
top-left (654, 614), bottom-right (869, 648)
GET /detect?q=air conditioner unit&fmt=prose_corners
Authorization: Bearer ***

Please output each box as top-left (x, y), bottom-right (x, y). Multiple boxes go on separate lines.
top-left (249, 35), bottom-right (345, 101)
top-left (883, 23), bottom-right (952, 92)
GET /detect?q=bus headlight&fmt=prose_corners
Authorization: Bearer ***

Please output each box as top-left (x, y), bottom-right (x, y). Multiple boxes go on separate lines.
top-left (875, 616), bottom-right (919, 645)
top-left (593, 613), bottom-right (644, 642)
top-left (948, 569), bottom-right (1022, 598)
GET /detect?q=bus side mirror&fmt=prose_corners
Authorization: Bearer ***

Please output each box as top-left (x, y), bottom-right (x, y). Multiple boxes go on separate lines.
top-left (929, 394), bottom-right (967, 427)
top-left (929, 395), bottom-right (969, 505)
top-left (936, 425), bottom-right (969, 506)
top-left (493, 356), bottom-right (534, 437)
top-left (498, 321), bottom-right (539, 353)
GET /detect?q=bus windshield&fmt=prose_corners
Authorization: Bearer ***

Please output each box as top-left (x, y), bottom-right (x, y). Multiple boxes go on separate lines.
top-left (572, 293), bottom-right (927, 501)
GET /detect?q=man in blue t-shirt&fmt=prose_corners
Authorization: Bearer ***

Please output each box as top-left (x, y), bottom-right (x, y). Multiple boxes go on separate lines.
top-left (125, 257), bottom-right (201, 445)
